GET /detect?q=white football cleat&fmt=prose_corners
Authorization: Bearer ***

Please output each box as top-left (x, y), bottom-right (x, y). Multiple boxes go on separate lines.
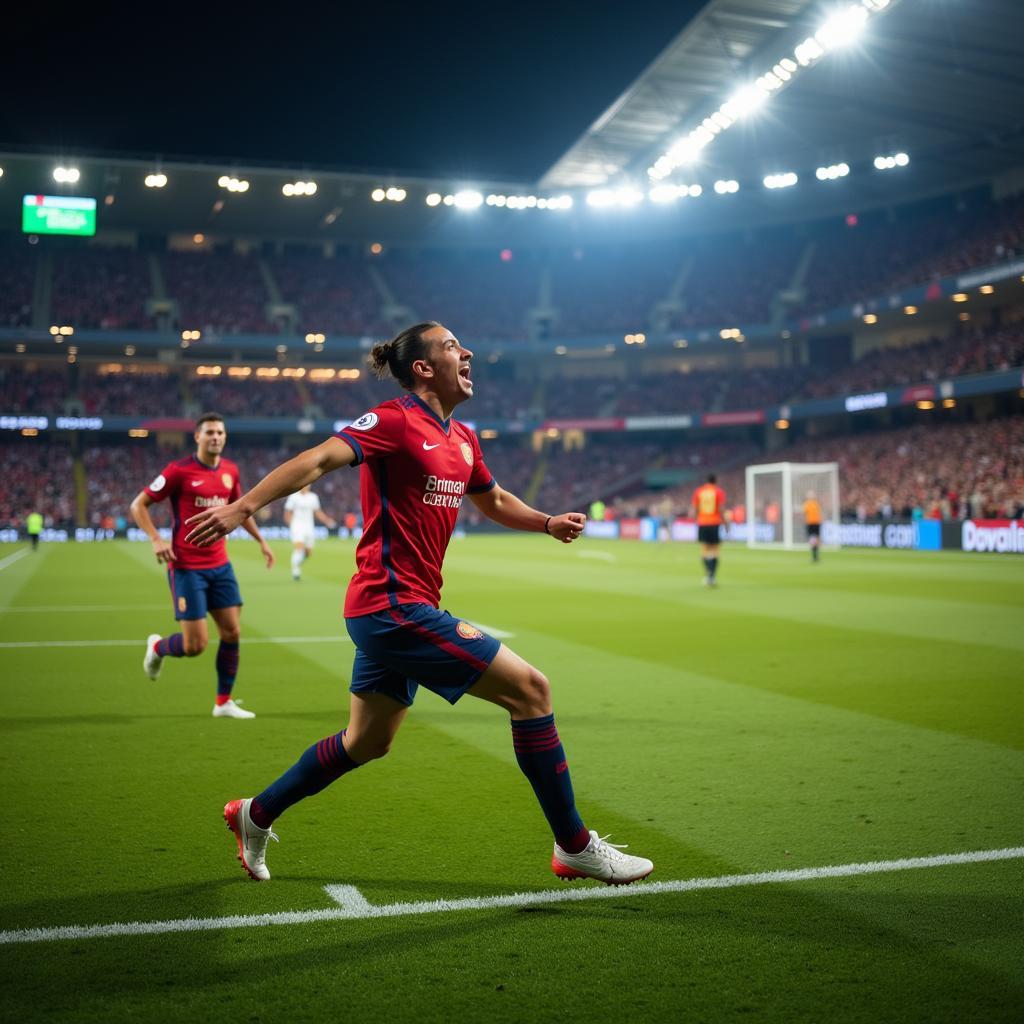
top-left (143, 634), bottom-right (163, 680)
top-left (552, 831), bottom-right (654, 885)
top-left (224, 798), bottom-right (277, 881)
top-left (213, 699), bottom-right (256, 719)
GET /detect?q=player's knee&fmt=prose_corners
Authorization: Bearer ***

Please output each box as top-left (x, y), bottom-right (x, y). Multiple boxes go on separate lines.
top-left (347, 735), bottom-right (392, 762)
top-left (184, 637), bottom-right (206, 656)
top-left (219, 627), bottom-right (241, 644)
top-left (512, 667), bottom-right (551, 717)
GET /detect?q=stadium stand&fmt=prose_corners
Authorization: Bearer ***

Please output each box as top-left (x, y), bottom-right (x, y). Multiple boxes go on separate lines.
top-left (51, 247), bottom-right (154, 330)
top-left (162, 250), bottom-right (271, 334)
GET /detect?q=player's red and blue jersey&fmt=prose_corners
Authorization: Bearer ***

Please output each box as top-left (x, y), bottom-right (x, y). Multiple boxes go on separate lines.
top-left (334, 394), bottom-right (495, 616)
top-left (144, 455), bottom-right (242, 569)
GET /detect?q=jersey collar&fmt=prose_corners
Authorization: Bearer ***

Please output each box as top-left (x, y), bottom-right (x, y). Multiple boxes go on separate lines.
top-left (191, 454), bottom-right (221, 470)
top-left (410, 394), bottom-right (451, 435)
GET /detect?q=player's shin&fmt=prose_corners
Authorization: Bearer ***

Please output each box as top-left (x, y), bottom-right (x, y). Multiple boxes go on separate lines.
top-left (249, 730), bottom-right (362, 828)
top-left (215, 640), bottom-right (240, 705)
top-left (511, 714), bottom-right (589, 854)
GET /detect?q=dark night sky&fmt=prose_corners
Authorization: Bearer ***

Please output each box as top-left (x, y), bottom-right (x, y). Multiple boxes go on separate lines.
top-left (1, 2), bottom-right (706, 182)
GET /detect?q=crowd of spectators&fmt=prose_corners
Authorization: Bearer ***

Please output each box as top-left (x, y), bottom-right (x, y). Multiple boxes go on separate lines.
top-left (0, 365), bottom-right (69, 413)
top-left (3, 190), bottom-right (1024, 339)
top-left (0, 441), bottom-right (75, 528)
top-left (707, 416), bottom-right (1024, 522)
top-left (0, 244), bottom-right (36, 328)
top-left (51, 248), bottom-right (154, 330)
top-left (80, 367), bottom-right (182, 416)
top-left (162, 250), bottom-right (271, 335)
top-left (271, 250), bottom-right (387, 337)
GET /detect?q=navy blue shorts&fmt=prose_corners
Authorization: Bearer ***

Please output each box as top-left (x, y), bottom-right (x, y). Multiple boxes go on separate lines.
top-left (346, 604), bottom-right (502, 707)
top-left (168, 563), bottom-right (243, 621)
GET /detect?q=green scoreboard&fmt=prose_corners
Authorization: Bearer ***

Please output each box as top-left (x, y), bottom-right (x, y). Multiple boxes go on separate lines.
top-left (22, 195), bottom-right (97, 236)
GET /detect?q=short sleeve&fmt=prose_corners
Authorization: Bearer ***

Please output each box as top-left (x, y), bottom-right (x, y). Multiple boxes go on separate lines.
top-left (311, 494), bottom-right (322, 511)
top-left (144, 462), bottom-right (177, 503)
top-left (284, 493), bottom-right (297, 511)
top-left (464, 429), bottom-right (496, 494)
top-left (334, 405), bottom-right (406, 464)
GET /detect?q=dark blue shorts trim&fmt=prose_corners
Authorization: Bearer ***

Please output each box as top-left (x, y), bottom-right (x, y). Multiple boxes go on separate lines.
top-left (345, 604), bottom-right (502, 707)
top-left (168, 563), bottom-right (242, 621)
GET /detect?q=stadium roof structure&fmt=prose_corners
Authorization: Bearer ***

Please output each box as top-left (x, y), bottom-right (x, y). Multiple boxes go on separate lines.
top-left (1, 0), bottom-right (1023, 246)
top-left (541, 0), bottom-right (1024, 203)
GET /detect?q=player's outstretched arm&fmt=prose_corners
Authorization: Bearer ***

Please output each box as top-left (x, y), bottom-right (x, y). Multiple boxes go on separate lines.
top-left (469, 486), bottom-right (585, 543)
top-left (186, 437), bottom-right (355, 547)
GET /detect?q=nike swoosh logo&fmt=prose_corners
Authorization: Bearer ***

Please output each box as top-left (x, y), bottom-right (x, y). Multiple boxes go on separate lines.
top-left (422, 442), bottom-right (440, 451)
top-left (191, 481), bottom-right (203, 486)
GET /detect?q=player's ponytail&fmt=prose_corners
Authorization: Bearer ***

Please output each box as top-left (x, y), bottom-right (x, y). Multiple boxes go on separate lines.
top-left (369, 322), bottom-right (440, 390)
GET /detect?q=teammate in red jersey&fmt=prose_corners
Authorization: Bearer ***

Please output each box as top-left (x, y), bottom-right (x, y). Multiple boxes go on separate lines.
top-left (129, 413), bottom-right (275, 719)
top-left (186, 322), bottom-right (654, 885)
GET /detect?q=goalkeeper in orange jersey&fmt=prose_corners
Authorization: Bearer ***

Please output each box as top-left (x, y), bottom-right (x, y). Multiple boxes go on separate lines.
top-left (803, 490), bottom-right (823, 562)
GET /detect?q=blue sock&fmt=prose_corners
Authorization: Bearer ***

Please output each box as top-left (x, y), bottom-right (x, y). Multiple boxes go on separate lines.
top-left (511, 714), bottom-right (589, 853)
top-left (215, 641), bottom-right (239, 703)
top-left (250, 730), bottom-right (360, 828)
top-left (155, 634), bottom-right (185, 657)
top-left (709, 557), bottom-right (718, 579)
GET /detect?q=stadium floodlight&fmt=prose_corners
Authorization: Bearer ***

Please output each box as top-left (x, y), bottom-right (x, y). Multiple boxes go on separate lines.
top-left (53, 166), bottom-right (81, 184)
top-left (815, 162), bottom-right (850, 181)
top-left (648, 3), bottom-right (891, 180)
top-left (425, 193), bottom-right (442, 206)
top-left (220, 176), bottom-right (249, 192)
top-left (453, 190), bottom-right (483, 210)
top-left (0, 166), bottom-right (4, 178)
top-left (713, 179), bottom-right (740, 194)
top-left (442, 195), bottom-right (455, 206)
top-left (764, 172), bottom-right (798, 189)
top-left (815, 5), bottom-right (868, 51)
top-left (648, 184), bottom-right (681, 203)
top-left (371, 188), bottom-right (386, 202)
top-left (587, 186), bottom-right (643, 208)
top-left (144, 173), bottom-right (167, 188)
top-left (385, 187), bottom-right (406, 202)
top-left (284, 180), bottom-right (317, 197)
top-left (874, 152), bottom-right (909, 170)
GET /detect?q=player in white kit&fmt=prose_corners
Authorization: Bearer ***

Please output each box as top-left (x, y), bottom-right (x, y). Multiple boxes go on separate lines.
top-left (284, 485), bottom-right (337, 580)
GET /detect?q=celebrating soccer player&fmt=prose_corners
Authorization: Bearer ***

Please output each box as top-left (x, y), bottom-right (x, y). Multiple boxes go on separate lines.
top-left (129, 412), bottom-right (275, 719)
top-left (284, 484), bottom-right (337, 581)
top-left (186, 322), bottom-right (654, 886)
top-left (690, 473), bottom-right (728, 586)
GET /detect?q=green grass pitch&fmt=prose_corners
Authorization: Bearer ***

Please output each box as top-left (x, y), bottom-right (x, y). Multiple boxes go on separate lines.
top-left (0, 536), bottom-right (1021, 1023)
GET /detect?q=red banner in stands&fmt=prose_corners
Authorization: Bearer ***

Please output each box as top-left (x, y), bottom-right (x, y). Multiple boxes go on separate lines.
top-left (541, 418), bottom-right (625, 431)
top-left (901, 384), bottom-right (936, 403)
top-left (701, 410), bottom-right (765, 426)
top-left (619, 518), bottom-right (643, 540)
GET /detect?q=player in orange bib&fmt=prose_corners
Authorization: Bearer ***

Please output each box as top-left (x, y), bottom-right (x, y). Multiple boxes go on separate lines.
top-left (803, 491), bottom-right (823, 563)
top-left (689, 473), bottom-right (728, 587)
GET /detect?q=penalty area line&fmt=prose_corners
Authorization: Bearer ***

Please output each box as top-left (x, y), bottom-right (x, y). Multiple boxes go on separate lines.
top-left (0, 548), bottom-right (31, 572)
top-left (1, 846), bottom-right (1021, 946)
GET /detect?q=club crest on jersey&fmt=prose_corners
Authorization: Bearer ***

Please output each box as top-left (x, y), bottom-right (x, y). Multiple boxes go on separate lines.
top-left (177, 596), bottom-right (187, 614)
top-left (150, 474), bottom-right (166, 492)
top-left (221, 472), bottom-right (232, 489)
top-left (350, 412), bottom-right (379, 431)
top-left (460, 442), bottom-right (473, 466)
top-left (456, 621), bottom-right (484, 641)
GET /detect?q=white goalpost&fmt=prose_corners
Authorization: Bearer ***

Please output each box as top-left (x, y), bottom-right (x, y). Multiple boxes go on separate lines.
top-left (744, 462), bottom-right (840, 550)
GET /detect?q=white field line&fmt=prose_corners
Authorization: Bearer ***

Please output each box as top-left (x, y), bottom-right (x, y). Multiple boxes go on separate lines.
top-left (1, 846), bottom-right (1020, 946)
top-left (1, 604), bottom-right (169, 614)
top-left (0, 636), bottom-right (352, 649)
top-left (0, 549), bottom-right (31, 571)
top-left (576, 550), bottom-right (617, 563)
top-left (466, 621), bottom-right (515, 639)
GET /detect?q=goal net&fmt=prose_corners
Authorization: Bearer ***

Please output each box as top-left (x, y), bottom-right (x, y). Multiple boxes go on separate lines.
top-left (744, 462), bottom-right (840, 549)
